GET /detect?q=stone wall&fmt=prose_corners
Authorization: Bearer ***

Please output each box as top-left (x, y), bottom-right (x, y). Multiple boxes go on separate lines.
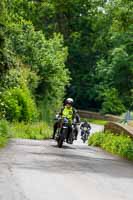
top-left (104, 122), bottom-right (133, 138)
top-left (78, 110), bottom-right (133, 138)
top-left (78, 110), bottom-right (122, 122)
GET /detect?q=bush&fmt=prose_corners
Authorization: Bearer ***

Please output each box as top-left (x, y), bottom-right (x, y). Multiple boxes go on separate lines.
top-left (11, 121), bottom-right (52, 140)
top-left (101, 88), bottom-right (126, 115)
top-left (88, 131), bottom-right (133, 160)
top-left (0, 87), bottom-right (38, 122)
top-left (88, 132), bottom-right (105, 146)
top-left (0, 119), bottom-right (10, 147)
top-left (0, 67), bottom-right (39, 94)
top-left (10, 22), bottom-right (70, 113)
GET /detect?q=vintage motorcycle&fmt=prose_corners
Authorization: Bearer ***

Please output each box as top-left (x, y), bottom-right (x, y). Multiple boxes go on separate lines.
top-left (55, 117), bottom-right (70, 148)
top-left (55, 116), bottom-right (79, 147)
top-left (81, 126), bottom-right (91, 143)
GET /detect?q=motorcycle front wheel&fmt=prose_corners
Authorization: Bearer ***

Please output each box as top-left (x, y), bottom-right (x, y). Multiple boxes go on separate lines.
top-left (58, 137), bottom-right (63, 148)
top-left (57, 128), bottom-right (66, 148)
top-left (82, 134), bottom-right (87, 143)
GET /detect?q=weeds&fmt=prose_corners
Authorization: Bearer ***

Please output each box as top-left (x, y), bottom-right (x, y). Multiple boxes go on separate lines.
top-left (88, 131), bottom-right (133, 160)
top-left (11, 121), bottom-right (52, 140)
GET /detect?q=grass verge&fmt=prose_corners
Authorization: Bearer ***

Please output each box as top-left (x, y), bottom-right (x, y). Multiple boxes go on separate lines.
top-left (11, 121), bottom-right (52, 140)
top-left (81, 118), bottom-right (108, 125)
top-left (88, 131), bottom-right (133, 160)
top-left (0, 120), bottom-right (10, 147)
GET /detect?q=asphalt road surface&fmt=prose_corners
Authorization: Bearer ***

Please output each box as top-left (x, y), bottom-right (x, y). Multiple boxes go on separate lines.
top-left (0, 124), bottom-right (133, 200)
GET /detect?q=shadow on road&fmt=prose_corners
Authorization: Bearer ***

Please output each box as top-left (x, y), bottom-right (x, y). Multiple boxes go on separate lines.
top-left (12, 144), bottom-right (133, 179)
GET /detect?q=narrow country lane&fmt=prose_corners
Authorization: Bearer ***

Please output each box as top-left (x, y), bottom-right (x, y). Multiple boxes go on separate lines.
top-left (0, 124), bottom-right (133, 200)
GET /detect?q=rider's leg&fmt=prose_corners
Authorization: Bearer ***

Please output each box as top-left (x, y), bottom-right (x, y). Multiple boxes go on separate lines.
top-left (52, 122), bottom-right (58, 139)
top-left (75, 128), bottom-right (78, 140)
top-left (81, 130), bottom-right (84, 136)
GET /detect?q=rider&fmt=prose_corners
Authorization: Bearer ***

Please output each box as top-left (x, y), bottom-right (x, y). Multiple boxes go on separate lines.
top-left (80, 120), bottom-right (91, 137)
top-left (52, 98), bottom-right (80, 141)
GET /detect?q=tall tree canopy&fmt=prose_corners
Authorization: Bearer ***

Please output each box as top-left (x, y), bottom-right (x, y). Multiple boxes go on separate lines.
top-left (0, 0), bottom-right (132, 120)
top-left (0, 0), bottom-right (8, 73)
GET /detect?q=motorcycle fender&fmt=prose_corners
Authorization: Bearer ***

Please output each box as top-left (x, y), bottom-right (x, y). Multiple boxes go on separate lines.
top-left (62, 126), bottom-right (68, 129)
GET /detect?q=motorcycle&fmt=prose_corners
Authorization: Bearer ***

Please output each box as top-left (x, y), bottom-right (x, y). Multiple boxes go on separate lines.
top-left (56, 117), bottom-right (69, 148)
top-left (66, 118), bottom-right (80, 144)
top-left (81, 127), bottom-right (91, 143)
top-left (72, 121), bottom-right (80, 140)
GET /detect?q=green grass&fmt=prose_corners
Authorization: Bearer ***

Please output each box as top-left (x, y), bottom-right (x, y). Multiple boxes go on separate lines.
top-left (11, 121), bottom-right (52, 140)
top-left (81, 118), bottom-right (108, 125)
top-left (0, 136), bottom-right (8, 147)
top-left (0, 119), bottom-right (10, 147)
top-left (88, 131), bottom-right (133, 160)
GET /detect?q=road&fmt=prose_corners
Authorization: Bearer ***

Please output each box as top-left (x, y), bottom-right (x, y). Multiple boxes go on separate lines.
top-left (0, 124), bottom-right (133, 200)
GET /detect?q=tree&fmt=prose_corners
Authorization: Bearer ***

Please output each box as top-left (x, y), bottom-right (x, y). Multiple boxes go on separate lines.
top-left (94, 0), bottom-right (133, 112)
top-left (1, 0), bottom-right (132, 116)
top-left (9, 0), bottom-right (108, 109)
top-left (9, 22), bottom-right (70, 112)
top-left (0, 0), bottom-right (7, 73)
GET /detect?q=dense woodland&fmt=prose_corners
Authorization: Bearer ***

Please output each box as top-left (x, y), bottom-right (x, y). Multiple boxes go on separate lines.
top-left (0, 0), bottom-right (132, 123)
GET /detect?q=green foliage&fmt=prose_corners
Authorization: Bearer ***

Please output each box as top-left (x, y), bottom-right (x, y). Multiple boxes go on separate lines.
top-left (33, 0), bottom-right (132, 112)
top-left (11, 121), bottom-right (52, 140)
top-left (0, 66), bottom-right (40, 122)
top-left (88, 132), bottom-right (105, 147)
top-left (9, 22), bottom-right (70, 112)
top-left (101, 88), bottom-right (126, 115)
top-left (89, 131), bottom-right (133, 160)
top-left (0, 87), bottom-right (38, 122)
top-left (0, 119), bottom-right (10, 147)
top-left (0, 119), bottom-right (10, 137)
top-left (11, 0), bottom-right (106, 110)
top-left (94, 0), bottom-right (133, 112)
top-left (110, 47), bottom-right (133, 108)
top-left (0, 0), bottom-right (132, 121)
top-left (38, 100), bottom-right (53, 124)
top-left (0, 67), bottom-right (40, 94)
top-left (0, 0), bottom-right (8, 73)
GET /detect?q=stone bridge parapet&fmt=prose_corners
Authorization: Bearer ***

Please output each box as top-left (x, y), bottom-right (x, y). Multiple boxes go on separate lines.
top-left (104, 122), bottom-right (133, 138)
top-left (78, 110), bottom-right (122, 122)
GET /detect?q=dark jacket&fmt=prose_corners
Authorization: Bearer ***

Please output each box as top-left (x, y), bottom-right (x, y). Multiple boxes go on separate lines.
top-left (80, 122), bottom-right (91, 130)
